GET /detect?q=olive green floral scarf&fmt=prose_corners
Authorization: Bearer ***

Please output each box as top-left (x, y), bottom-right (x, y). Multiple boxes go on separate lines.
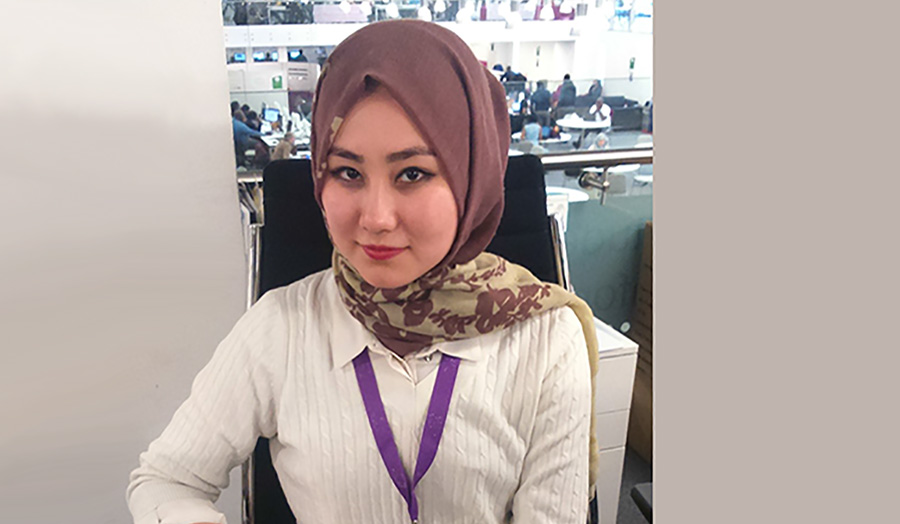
top-left (333, 249), bottom-right (602, 492)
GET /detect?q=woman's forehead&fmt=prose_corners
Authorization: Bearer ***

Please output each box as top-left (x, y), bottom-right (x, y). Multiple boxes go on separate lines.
top-left (327, 89), bottom-right (433, 157)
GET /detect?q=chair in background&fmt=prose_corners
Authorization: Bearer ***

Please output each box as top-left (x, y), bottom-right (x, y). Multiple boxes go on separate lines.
top-left (246, 154), bottom-right (595, 524)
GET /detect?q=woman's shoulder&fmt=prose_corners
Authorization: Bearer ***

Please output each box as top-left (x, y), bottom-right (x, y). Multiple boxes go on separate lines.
top-left (495, 304), bottom-right (587, 362)
top-left (517, 304), bottom-right (584, 341)
top-left (255, 267), bottom-right (336, 314)
top-left (231, 268), bottom-right (337, 357)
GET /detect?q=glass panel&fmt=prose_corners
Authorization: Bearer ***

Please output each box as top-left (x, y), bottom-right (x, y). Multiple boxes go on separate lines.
top-left (508, 75), bottom-right (652, 154)
top-left (565, 195), bottom-right (652, 328)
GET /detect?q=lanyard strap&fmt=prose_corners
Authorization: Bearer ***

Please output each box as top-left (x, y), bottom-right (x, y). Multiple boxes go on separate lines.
top-left (353, 348), bottom-right (461, 524)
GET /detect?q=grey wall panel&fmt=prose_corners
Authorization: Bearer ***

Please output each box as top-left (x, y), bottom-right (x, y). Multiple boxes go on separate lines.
top-left (1, 2), bottom-right (247, 523)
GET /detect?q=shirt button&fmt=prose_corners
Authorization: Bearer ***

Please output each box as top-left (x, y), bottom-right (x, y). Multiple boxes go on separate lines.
top-left (424, 354), bottom-right (432, 362)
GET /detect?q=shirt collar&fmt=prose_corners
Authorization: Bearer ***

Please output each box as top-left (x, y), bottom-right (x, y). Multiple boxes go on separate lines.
top-left (330, 294), bottom-right (376, 370)
top-left (428, 334), bottom-right (487, 363)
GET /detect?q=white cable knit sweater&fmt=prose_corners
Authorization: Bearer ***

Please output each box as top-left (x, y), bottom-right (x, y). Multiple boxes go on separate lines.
top-left (127, 269), bottom-right (591, 524)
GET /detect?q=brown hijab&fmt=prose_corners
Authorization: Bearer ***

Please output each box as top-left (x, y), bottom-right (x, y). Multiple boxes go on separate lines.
top-left (310, 20), bottom-right (601, 493)
top-left (310, 19), bottom-right (510, 266)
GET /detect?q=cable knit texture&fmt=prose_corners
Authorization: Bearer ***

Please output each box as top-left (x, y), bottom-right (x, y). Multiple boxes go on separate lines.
top-left (127, 269), bottom-right (591, 524)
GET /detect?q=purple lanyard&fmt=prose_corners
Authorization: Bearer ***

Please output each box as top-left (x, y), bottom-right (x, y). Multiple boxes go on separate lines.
top-left (352, 348), bottom-right (461, 524)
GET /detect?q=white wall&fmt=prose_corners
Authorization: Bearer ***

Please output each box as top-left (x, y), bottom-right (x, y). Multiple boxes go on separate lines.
top-left (1, 2), bottom-right (247, 524)
top-left (602, 30), bottom-right (654, 79)
top-left (602, 77), bottom-right (654, 104)
top-left (518, 41), bottom-right (576, 82)
top-left (488, 42), bottom-right (514, 70)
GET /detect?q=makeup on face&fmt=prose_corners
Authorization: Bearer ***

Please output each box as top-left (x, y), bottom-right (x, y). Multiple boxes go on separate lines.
top-left (320, 88), bottom-right (458, 289)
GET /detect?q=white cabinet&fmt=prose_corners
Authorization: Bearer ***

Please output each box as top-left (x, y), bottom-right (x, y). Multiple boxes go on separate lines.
top-left (595, 409), bottom-right (630, 452)
top-left (597, 446), bottom-right (628, 524)
top-left (593, 317), bottom-right (639, 524)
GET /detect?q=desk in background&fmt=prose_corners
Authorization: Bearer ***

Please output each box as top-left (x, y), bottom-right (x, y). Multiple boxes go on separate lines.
top-left (511, 131), bottom-right (573, 145)
top-left (556, 117), bottom-right (610, 145)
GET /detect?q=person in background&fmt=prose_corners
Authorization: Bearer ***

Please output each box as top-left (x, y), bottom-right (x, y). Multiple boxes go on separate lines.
top-left (241, 104), bottom-right (251, 117)
top-left (556, 73), bottom-right (577, 108)
top-left (531, 80), bottom-right (552, 112)
top-left (232, 110), bottom-right (259, 147)
top-left (245, 110), bottom-right (263, 132)
top-left (521, 114), bottom-right (543, 145)
top-left (587, 79), bottom-right (602, 100)
top-left (586, 131), bottom-right (610, 150)
top-left (501, 66), bottom-right (528, 103)
top-left (500, 65), bottom-right (527, 83)
top-left (296, 49), bottom-right (309, 62)
top-left (232, 110), bottom-right (269, 167)
top-left (530, 80), bottom-right (552, 127)
top-left (230, 101), bottom-right (240, 116)
top-left (271, 132), bottom-right (296, 160)
top-left (588, 96), bottom-right (612, 129)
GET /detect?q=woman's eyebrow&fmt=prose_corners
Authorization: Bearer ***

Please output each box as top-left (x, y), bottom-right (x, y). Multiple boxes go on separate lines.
top-left (328, 146), bottom-right (435, 164)
top-left (386, 147), bottom-right (435, 163)
top-left (329, 147), bottom-right (364, 163)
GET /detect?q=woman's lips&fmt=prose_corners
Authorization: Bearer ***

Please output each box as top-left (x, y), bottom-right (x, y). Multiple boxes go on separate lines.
top-left (361, 244), bottom-right (406, 261)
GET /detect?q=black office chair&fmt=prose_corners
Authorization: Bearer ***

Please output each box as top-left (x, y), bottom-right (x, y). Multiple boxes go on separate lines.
top-left (246, 154), bottom-right (592, 524)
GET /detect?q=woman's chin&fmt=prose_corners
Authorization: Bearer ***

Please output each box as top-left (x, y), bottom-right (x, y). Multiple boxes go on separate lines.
top-left (359, 271), bottom-right (415, 290)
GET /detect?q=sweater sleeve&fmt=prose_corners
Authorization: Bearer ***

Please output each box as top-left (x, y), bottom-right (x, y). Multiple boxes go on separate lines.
top-left (511, 307), bottom-right (592, 523)
top-left (126, 289), bottom-right (289, 524)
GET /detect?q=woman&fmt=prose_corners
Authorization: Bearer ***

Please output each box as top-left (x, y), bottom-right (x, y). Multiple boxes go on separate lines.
top-left (127, 20), bottom-right (600, 524)
top-left (271, 131), bottom-right (296, 160)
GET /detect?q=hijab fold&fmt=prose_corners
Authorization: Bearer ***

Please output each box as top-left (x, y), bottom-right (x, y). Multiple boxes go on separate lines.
top-left (311, 19), bottom-right (602, 496)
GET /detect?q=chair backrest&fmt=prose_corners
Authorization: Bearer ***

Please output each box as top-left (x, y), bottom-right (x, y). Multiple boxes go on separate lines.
top-left (249, 154), bottom-right (560, 524)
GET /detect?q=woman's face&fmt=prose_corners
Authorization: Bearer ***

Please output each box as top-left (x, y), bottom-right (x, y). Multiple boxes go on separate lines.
top-left (321, 88), bottom-right (459, 289)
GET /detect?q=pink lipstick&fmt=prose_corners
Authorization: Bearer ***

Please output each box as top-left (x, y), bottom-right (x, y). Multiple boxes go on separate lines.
top-left (361, 244), bottom-right (405, 261)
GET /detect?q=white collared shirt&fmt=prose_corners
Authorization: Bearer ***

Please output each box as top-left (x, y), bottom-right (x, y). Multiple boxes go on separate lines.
top-left (127, 269), bottom-right (591, 524)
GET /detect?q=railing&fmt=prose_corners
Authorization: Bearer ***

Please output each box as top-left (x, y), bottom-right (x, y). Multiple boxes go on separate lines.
top-left (539, 148), bottom-right (652, 170)
top-left (540, 148), bottom-right (653, 204)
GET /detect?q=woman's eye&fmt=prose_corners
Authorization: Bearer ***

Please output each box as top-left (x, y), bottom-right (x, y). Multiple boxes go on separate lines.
top-left (397, 168), bottom-right (433, 184)
top-left (331, 167), bottom-right (362, 182)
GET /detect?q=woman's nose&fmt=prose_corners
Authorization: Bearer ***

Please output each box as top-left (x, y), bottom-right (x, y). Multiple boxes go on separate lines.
top-left (359, 181), bottom-right (399, 234)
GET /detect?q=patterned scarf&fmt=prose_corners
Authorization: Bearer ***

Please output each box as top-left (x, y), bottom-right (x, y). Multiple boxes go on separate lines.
top-left (334, 249), bottom-right (602, 492)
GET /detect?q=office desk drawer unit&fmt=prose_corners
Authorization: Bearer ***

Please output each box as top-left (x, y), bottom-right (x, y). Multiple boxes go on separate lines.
top-left (592, 317), bottom-right (639, 524)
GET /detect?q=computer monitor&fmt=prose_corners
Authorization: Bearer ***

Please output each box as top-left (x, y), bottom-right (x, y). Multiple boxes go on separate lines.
top-left (263, 108), bottom-right (280, 123)
top-left (233, 52), bottom-right (246, 63)
top-left (288, 50), bottom-right (301, 61)
top-left (252, 51), bottom-right (266, 62)
top-left (270, 51), bottom-right (278, 61)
